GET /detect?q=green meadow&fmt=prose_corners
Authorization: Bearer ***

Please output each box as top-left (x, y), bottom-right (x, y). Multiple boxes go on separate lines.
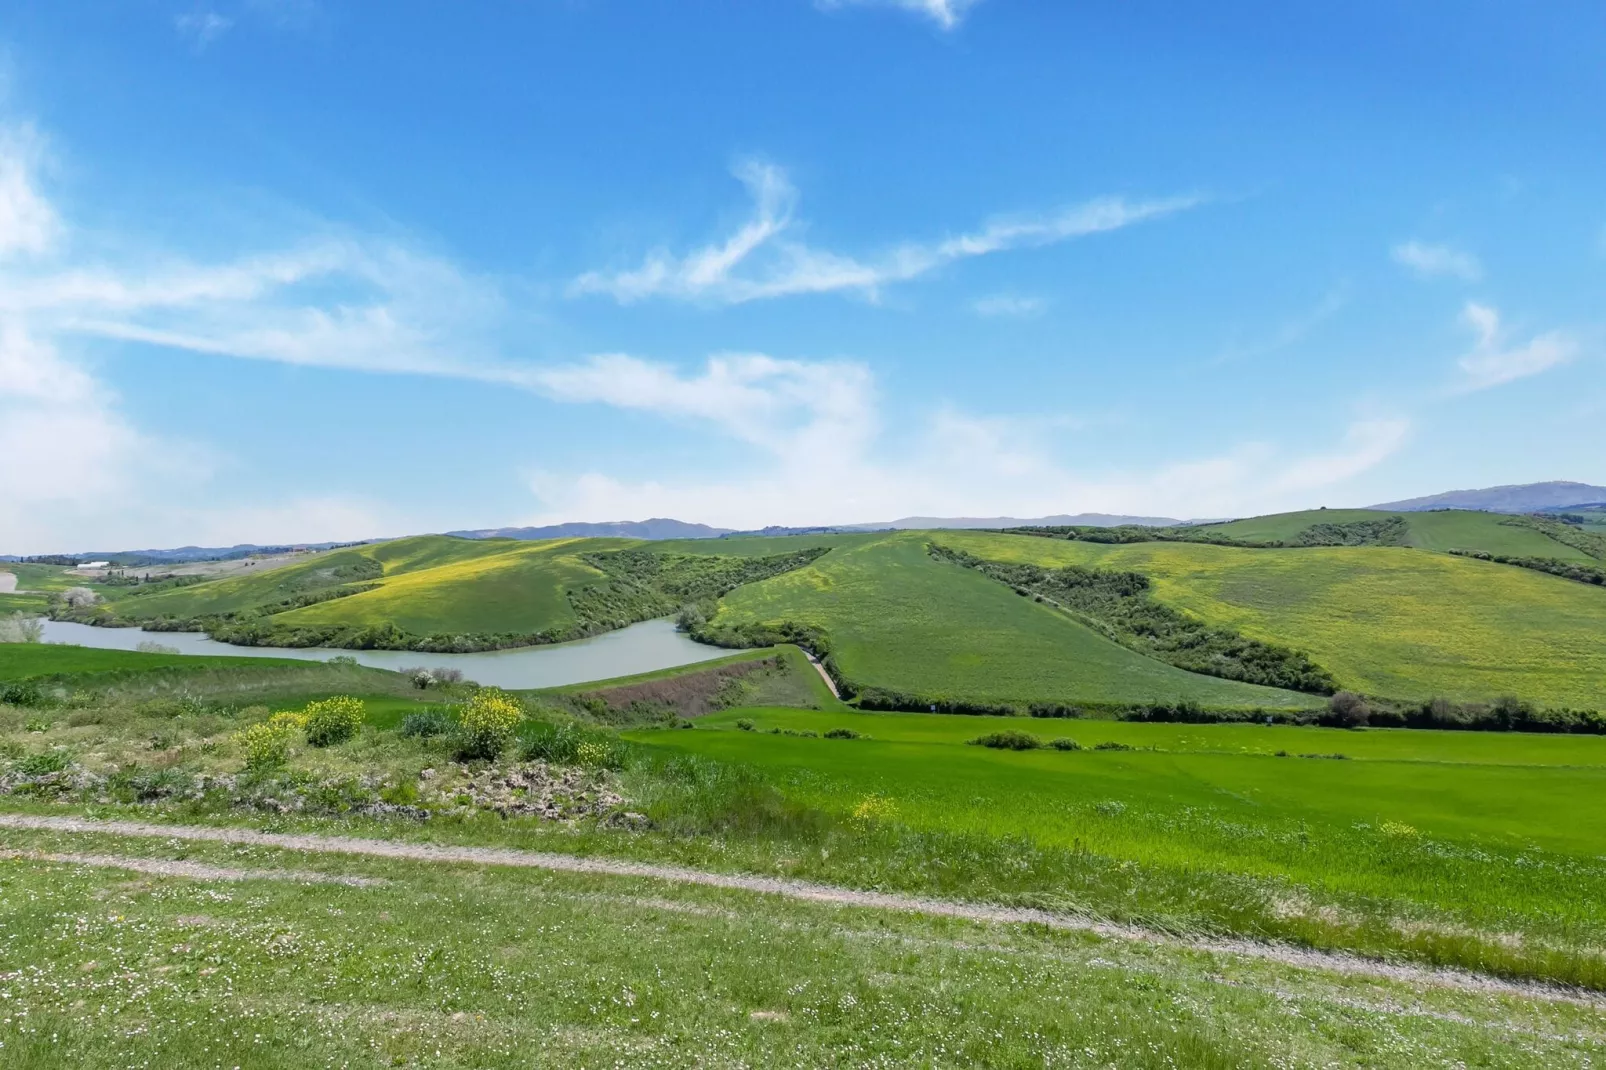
top-left (937, 530), bottom-right (1606, 705)
top-left (624, 703), bottom-right (1606, 985)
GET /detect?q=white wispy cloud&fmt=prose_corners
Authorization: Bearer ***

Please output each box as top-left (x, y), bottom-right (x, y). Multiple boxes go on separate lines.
top-left (571, 160), bottom-right (1200, 305)
top-left (971, 293), bottom-right (1046, 318)
top-left (1392, 240), bottom-right (1482, 281)
top-left (1454, 302), bottom-right (1577, 391)
top-left (818, 0), bottom-right (983, 31)
top-left (175, 10), bottom-right (234, 50)
top-left (0, 124), bottom-right (58, 257)
top-left (515, 349), bottom-right (1410, 528)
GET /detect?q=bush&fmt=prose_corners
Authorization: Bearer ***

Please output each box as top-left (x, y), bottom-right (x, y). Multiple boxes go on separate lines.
top-left (1325, 691), bottom-right (1370, 728)
top-left (303, 696), bottom-right (365, 747)
top-left (1093, 740), bottom-right (1133, 751)
top-left (968, 730), bottom-right (1042, 751)
top-left (735, 718), bottom-right (755, 731)
top-left (135, 640), bottom-right (179, 654)
top-left (431, 667), bottom-right (464, 684)
top-left (237, 712), bottom-right (306, 770)
top-left (518, 720), bottom-right (626, 769)
top-left (0, 613), bottom-right (43, 644)
top-left (1049, 737), bottom-right (1081, 751)
top-left (823, 727), bottom-right (861, 740)
top-left (454, 689), bottom-right (523, 761)
top-left (0, 681), bottom-right (44, 707)
top-left (400, 709), bottom-right (454, 738)
top-left (520, 720), bottom-right (582, 764)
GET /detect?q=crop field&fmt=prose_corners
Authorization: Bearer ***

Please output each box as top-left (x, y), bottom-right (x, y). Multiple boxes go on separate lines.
top-left (938, 530), bottom-right (1606, 706)
top-left (706, 533), bottom-right (1322, 710)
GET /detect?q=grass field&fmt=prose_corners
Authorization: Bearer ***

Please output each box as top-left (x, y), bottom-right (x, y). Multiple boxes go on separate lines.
top-left (628, 705), bottom-right (1606, 984)
top-left (938, 530), bottom-right (1606, 706)
top-left (1195, 508), bottom-right (1597, 559)
top-left (706, 533), bottom-right (1322, 710)
top-left (0, 563), bottom-right (74, 615)
top-left (6, 827), bottom-right (1595, 1068)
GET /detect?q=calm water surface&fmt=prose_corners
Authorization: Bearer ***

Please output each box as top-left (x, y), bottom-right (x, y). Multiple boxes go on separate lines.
top-left (37, 618), bottom-right (731, 690)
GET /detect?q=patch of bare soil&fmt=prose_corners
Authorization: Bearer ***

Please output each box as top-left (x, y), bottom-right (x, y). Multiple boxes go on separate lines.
top-left (576, 657), bottom-right (779, 719)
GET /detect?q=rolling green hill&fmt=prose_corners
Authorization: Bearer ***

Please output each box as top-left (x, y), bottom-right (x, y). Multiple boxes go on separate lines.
top-left (1190, 507), bottom-right (1598, 560)
top-left (705, 533), bottom-right (1323, 711)
top-left (938, 530), bottom-right (1606, 706)
top-left (82, 534), bottom-right (828, 652)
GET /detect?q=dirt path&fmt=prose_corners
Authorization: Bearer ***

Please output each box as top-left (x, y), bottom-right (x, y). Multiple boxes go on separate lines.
top-left (802, 651), bottom-right (841, 700)
top-left (0, 812), bottom-right (1597, 1005)
top-left (0, 572), bottom-right (17, 594)
top-left (0, 846), bottom-right (384, 886)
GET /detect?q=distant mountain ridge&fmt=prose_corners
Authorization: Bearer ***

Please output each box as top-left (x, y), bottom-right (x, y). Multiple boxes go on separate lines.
top-left (861, 513), bottom-right (1181, 530)
top-left (1369, 482), bottom-right (1606, 514)
top-left (0, 542), bottom-right (368, 565)
top-left (447, 518), bottom-right (734, 541)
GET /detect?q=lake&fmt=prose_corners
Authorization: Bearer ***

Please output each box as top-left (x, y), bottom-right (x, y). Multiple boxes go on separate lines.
top-left (36, 618), bottom-right (734, 690)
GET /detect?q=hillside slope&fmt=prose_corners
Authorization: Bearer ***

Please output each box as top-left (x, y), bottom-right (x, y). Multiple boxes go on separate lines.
top-left (90, 535), bottom-right (827, 651)
top-left (707, 533), bottom-right (1323, 711)
top-left (1189, 508), bottom-right (1597, 560)
top-left (940, 530), bottom-right (1606, 706)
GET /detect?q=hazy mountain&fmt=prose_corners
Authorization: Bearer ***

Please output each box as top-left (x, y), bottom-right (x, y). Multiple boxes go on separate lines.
top-left (0, 542), bottom-right (367, 565)
top-left (857, 513), bottom-right (1181, 530)
top-left (448, 518), bottom-right (733, 541)
top-left (1369, 482), bottom-right (1606, 514)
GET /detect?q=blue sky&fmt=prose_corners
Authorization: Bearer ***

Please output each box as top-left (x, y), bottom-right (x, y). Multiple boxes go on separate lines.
top-left (1, 0), bottom-right (1602, 552)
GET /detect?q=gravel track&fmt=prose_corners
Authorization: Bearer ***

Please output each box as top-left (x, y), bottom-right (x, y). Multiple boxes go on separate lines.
top-left (0, 847), bottom-right (385, 886)
top-left (0, 811), bottom-right (1598, 1006)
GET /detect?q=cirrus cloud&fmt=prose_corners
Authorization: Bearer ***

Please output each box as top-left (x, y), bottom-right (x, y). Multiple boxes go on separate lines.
top-left (571, 160), bottom-right (1201, 305)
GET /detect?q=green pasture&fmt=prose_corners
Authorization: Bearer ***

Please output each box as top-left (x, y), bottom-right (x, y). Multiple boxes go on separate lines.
top-left (1197, 508), bottom-right (1594, 559)
top-left (0, 642), bottom-right (302, 680)
top-left (0, 563), bottom-right (74, 614)
top-left (940, 530), bottom-right (1606, 706)
top-left (708, 533), bottom-right (1321, 710)
top-left (630, 706), bottom-right (1606, 956)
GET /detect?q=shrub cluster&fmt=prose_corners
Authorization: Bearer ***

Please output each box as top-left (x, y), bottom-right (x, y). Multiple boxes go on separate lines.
top-left (399, 709), bottom-right (453, 738)
top-left (1448, 549), bottom-right (1606, 587)
top-left (236, 711), bottom-right (307, 770)
top-left (969, 730), bottom-right (1043, 750)
top-left (454, 689), bottom-right (524, 761)
top-left (303, 696), bottom-right (366, 747)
